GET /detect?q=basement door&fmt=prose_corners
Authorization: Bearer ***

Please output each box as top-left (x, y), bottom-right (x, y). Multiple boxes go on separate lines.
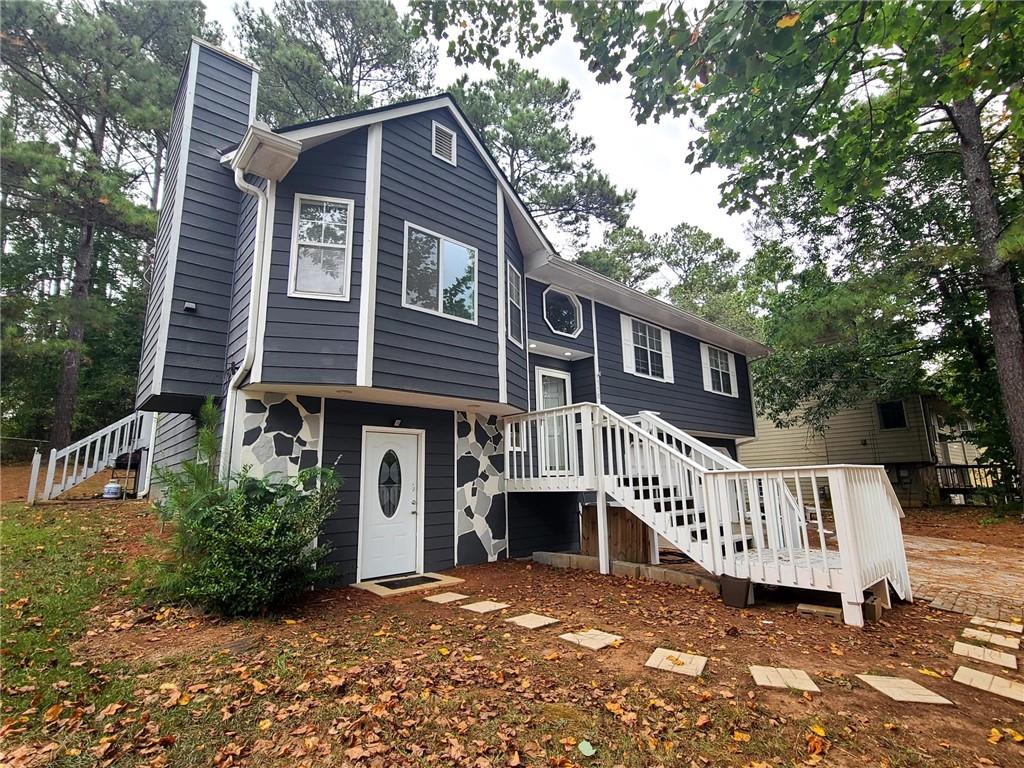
top-left (359, 428), bottom-right (422, 580)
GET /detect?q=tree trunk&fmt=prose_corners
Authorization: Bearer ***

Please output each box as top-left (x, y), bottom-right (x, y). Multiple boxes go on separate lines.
top-left (951, 96), bottom-right (1024, 495)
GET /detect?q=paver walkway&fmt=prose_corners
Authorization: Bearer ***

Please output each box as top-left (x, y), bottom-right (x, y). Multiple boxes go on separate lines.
top-left (856, 675), bottom-right (952, 705)
top-left (904, 535), bottom-right (1024, 621)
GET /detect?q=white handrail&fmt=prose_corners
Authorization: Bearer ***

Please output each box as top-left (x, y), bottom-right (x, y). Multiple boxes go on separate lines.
top-left (29, 412), bottom-right (153, 504)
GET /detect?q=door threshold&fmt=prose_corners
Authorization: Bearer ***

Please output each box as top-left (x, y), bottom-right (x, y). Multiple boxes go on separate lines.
top-left (353, 571), bottom-right (465, 597)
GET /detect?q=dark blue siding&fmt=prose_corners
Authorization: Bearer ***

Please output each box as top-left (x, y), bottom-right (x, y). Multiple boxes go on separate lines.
top-left (260, 131), bottom-right (367, 385)
top-left (571, 358), bottom-right (597, 404)
top-left (594, 302), bottom-right (755, 436)
top-left (137, 43), bottom-right (256, 410)
top-left (320, 400), bottom-right (455, 584)
top-left (525, 278), bottom-right (594, 354)
top-left (505, 209), bottom-right (528, 410)
top-left (149, 412), bottom-right (198, 499)
top-left (373, 109), bottom-right (500, 401)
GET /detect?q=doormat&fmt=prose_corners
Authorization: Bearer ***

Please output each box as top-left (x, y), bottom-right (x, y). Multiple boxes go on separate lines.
top-left (373, 574), bottom-right (442, 590)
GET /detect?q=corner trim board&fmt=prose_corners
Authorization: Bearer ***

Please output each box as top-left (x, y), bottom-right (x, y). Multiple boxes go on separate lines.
top-left (251, 179), bottom-right (277, 383)
top-left (496, 184), bottom-right (507, 403)
top-left (356, 123), bottom-right (383, 387)
top-left (151, 41), bottom-right (200, 396)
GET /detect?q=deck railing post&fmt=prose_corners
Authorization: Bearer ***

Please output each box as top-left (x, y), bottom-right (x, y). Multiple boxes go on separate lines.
top-left (828, 468), bottom-right (865, 627)
top-left (42, 448), bottom-right (57, 500)
top-left (580, 406), bottom-right (595, 488)
top-left (592, 408), bottom-right (610, 575)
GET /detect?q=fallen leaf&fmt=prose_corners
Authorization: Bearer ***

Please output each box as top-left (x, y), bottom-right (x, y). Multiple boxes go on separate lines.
top-left (438, 647), bottom-right (451, 656)
top-left (733, 730), bottom-right (750, 742)
top-left (809, 724), bottom-right (826, 737)
top-left (695, 713), bottom-right (712, 729)
top-left (987, 728), bottom-right (1003, 744)
top-left (258, 719), bottom-right (272, 731)
top-left (1004, 727), bottom-right (1024, 743)
top-left (918, 667), bottom-right (942, 678)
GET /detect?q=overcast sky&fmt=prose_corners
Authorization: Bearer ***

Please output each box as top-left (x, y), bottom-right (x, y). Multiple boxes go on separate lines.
top-left (203, 0), bottom-right (752, 256)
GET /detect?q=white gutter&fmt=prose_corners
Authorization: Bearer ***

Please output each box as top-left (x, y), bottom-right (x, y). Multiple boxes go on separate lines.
top-left (219, 167), bottom-right (270, 476)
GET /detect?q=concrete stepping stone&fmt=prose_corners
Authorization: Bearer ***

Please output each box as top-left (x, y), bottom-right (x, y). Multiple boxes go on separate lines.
top-left (424, 592), bottom-right (468, 604)
top-left (962, 627), bottom-right (1021, 650)
top-left (749, 665), bottom-right (820, 692)
top-left (506, 613), bottom-right (559, 629)
top-left (952, 640), bottom-right (1018, 669)
top-left (645, 647), bottom-right (707, 677)
top-left (856, 675), bottom-right (952, 705)
top-left (970, 616), bottom-right (1023, 634)
top-left (953, 665), bottom-right (1024, 703)
top-left (459, 600), bottom-right (510, 614)
top-left (559, 629), bottom-right (622, 651)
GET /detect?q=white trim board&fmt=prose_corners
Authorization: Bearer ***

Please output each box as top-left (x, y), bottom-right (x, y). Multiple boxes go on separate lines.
top-left (251, 179), bottom-right (276, 382)
top-left (496, 184), bottom-right (507, 403)
top-left (356, 425), bottom-right (426, 583)
top-left (356, 123), bottom-right (383, 387)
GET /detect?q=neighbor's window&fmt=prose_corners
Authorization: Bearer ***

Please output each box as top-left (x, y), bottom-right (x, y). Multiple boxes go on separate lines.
top-left (507, 263), bottom-right (523, 346)
top-left (878, 400), bottom-right (908, 430)
top-left (632, 319), bottom-right (664, 378)
top-left (542, 286), bottom-right (582, 337)
top-left (700, 343), bottom-right (738, 396)
top-left (403, 223), bottom-right (477, 322)
top-left (289, 195), bottom-right (354, 299)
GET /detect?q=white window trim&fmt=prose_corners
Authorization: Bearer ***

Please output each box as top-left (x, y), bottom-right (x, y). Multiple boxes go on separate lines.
top-left (401, 220), bottom-right (479, 325)
top-left (431, 120), bottom-right (457, 166)
top-left (877, 399), bottom-right (910, 431)
top-left (542, 285), bottom-right (584, 338)
top-left (535, 366), bottom-right (573, 409)
top-left (700, 342), bottom-right (739, 397)
top-left (507, 262), bottom-right (524, 349)
top-left (621, 314), bottom-right (674, 384)
top-left (287, 193), bottom-right (355, 301)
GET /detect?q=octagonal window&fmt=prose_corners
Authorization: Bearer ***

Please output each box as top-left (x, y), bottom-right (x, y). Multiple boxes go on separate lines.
top-left (542, 287), bottom-right (583, 337)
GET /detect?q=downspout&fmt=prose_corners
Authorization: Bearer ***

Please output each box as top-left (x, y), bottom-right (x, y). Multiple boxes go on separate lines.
top-left (219, 167), bottom-right (269, 476)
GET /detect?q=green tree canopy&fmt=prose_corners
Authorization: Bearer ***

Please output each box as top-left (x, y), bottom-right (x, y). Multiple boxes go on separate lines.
top-left (450, 61), bottom-right (634, 242)
top-left (236, 0), bottom-right (437, 126)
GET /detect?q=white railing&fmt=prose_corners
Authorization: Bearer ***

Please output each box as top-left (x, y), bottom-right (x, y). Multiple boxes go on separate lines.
top-left (505, 403), bottom-right (912, 626)
top-left (27, 412), bottom-right (153, 504)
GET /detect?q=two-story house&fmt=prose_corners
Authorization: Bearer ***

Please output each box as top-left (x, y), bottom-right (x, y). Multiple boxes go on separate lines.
top-left (132, 40), bottom-right (911, 625)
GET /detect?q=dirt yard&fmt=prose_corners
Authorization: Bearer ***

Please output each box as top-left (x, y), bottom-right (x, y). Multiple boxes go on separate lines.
top-left (900, 505), bottom-right (1024, 549)
top-left (2, 499), bottom-right (1022, 768)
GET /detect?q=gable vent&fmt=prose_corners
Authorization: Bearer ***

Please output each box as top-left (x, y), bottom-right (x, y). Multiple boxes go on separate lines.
top-left (431, 121), bottom-right (457, 166)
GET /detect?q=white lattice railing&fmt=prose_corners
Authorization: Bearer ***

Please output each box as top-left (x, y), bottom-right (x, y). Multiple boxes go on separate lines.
top-left (27, 412), bottom-right (153, 504)
top-left (504, 403), bottom-right (912, 626)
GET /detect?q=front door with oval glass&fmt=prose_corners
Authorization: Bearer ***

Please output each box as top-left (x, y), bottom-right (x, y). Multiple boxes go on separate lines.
top-left (360, 429), bottom-right (421, 580)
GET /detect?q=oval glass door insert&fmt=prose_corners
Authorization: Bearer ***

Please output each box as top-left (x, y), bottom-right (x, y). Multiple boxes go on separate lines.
top-left (378, 449), bottom-right (402, 517)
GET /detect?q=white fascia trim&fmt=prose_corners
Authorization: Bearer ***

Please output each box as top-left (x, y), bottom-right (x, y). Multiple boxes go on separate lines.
top-left (152, 41), bottom-right (200, 396)
top-left (251, 179), bottom-right (276, 382)
top-left (590, 300), bottom-right (601, 403)
top-left (356, 123), bottom-right (383, 387)
top-left (496, 183), bottom-right (507, 404)
top-left (276, 96), bottom-right (556, 260)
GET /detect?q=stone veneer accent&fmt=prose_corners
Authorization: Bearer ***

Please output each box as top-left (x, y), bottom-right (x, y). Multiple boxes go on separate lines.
top-left (455, 412), bottom-right (507, 564)
top-left (237, 393), bottom-right (323, 478)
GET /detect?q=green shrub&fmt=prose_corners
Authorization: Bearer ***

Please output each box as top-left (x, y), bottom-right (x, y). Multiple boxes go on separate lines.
top-left (150, 397), bottom-right (339, 616)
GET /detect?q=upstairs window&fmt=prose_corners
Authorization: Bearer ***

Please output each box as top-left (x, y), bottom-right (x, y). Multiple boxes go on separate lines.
top-left (700, 343), bottom-right (738, 397)
top-left (288, 194), bottom-right (354, 300)
top-left (431, 121), bottom-right (457, 165)
top-left (878, 400), bottom-right (908, 430)
top-left (403, 222), bottom-right (477, 323)
top-left (621, 315), bottom-right (674, 383)
top-left (507, 263), bottom-right (524, 347)
top-left (542, 286), bottom-right (583, 337)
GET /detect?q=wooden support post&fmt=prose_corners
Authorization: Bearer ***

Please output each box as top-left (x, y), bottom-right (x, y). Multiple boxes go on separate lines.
top-left (596, 492), bottom-right (610, 575)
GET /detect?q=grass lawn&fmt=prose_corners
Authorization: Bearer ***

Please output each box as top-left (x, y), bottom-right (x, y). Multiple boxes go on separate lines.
top-left (2, 499), bottom-right (1023, 767)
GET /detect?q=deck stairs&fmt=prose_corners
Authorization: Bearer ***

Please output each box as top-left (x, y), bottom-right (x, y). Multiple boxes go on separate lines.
top-left (505, 403), bottom-right (912, 626)
top-left (26, 412), bottom-right (154, 504)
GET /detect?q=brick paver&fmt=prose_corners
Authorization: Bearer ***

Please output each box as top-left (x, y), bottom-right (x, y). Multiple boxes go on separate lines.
top-left (559, 629), bottom-right (622, 650)
top-left (906, 535), bottom-right (1024, 621)
top-left (644, 648), bottom-right (707, 676)
top-left (856, 675), bottom-right (952, 705)
top-left (953, 666), bottom-right (1024, 703)
top-left (750, 665), bottom-right (820, 692)
top-left (506, 613), bottom-right (559, 629)
top-left (952, 641), bottom-right (1018, 669)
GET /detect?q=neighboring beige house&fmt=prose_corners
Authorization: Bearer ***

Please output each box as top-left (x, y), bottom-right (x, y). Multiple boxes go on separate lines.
top-left (738, 395), bottom-right (983, 506)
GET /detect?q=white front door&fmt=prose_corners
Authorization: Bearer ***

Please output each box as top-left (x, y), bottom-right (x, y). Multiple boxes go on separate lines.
top-left (536, 368), bottom-right (573, 475)
top-left (360, 429), bottom-right (421, 580)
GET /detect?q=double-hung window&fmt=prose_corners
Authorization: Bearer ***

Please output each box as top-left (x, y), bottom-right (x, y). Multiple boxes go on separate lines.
top-left (507, 264), bottom-right (524, 346)
top-left (288, 194), bottom-right (354, 300)
top-left (620, 315), bottom-right (674, 383)
top-left (403, 222), bottom-right (477, 322)
top-left (700, 343), bottom-right (739, 397)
